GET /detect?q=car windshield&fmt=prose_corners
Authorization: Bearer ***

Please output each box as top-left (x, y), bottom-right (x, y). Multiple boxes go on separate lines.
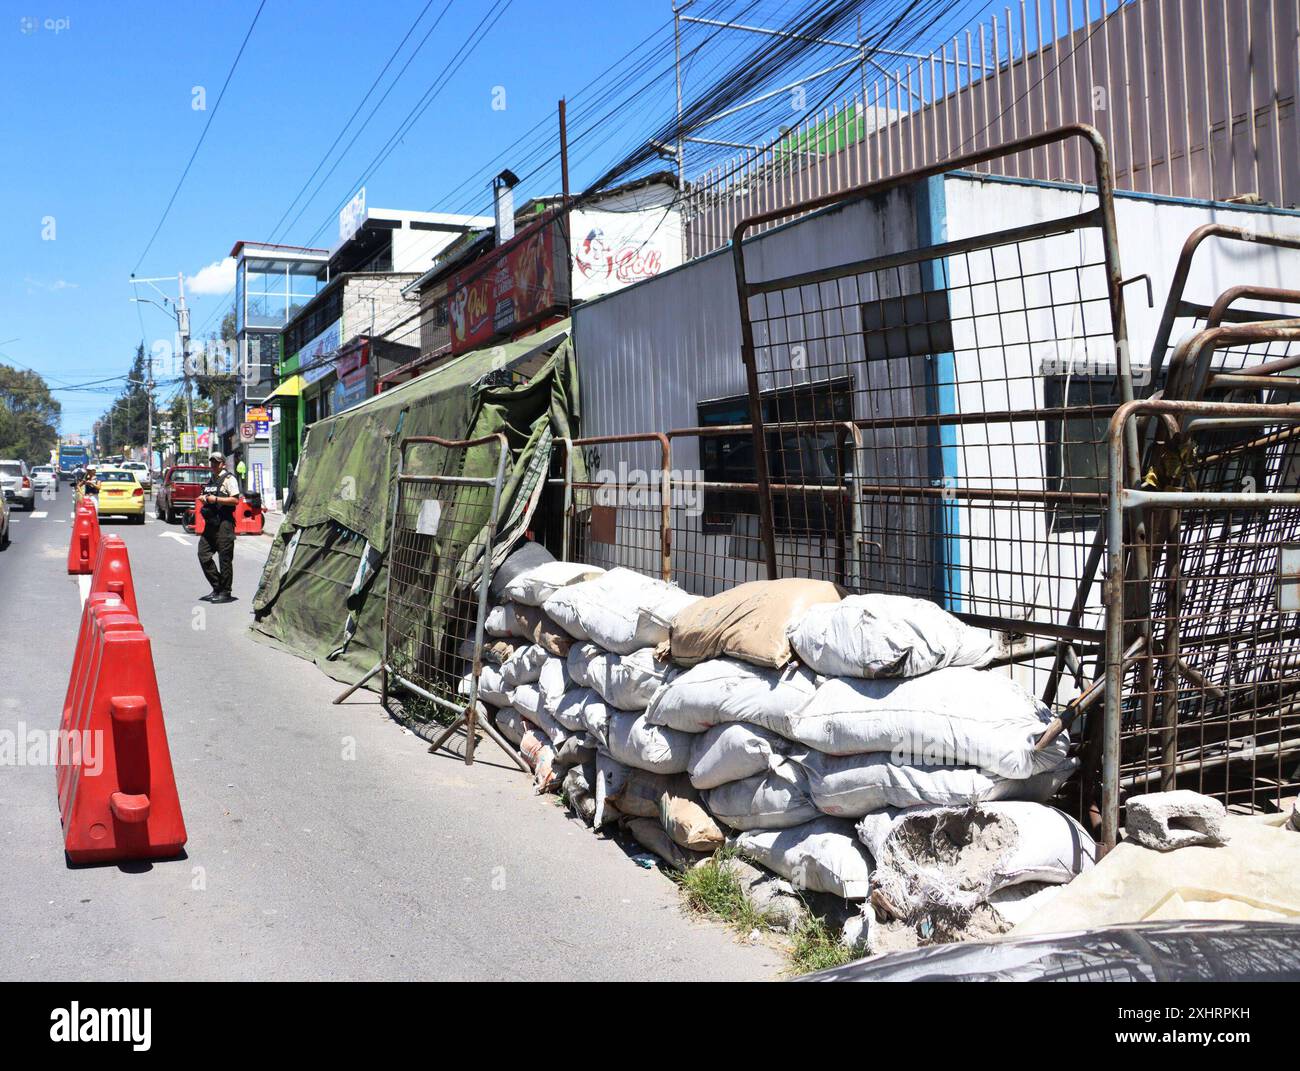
top-left (173, 469), bottom-right (208, 481)
top-left (0, 462), bottom-right (22, 474)
top-left (96, 471), bottom-right (134, 483)
top-left (33, 467), bottom-right (52, 473)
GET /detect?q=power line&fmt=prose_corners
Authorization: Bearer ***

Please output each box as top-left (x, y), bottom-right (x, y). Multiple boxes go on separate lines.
top-left (266, 0), bottom-right (453, 245)
top-left (132, 0), bottom-right (268, 273)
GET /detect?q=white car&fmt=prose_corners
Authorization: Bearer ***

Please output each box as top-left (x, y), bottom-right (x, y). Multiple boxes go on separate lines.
top-left (30, 465), bottom-right (58, 496)
top-left (121, 460), bottom-right (151, 491)
top-left (0, 460), bottom-right (35, 511)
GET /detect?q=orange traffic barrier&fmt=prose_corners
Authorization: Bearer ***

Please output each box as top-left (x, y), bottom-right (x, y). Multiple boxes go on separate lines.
top-left (60, 545), bottom-right (183, 862)
top-left (58, 596), bottom-right (186, 864)
top-left (234, 496), bottom-right (264, 536)
top-left (66, 498), bottom-right (101, 575)
top-left (87, 535), bottom-right (139, 618)
top-left (189, 506), bottom-right (204, 535)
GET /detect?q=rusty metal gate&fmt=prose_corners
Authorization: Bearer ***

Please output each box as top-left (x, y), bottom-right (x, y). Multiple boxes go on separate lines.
top-left (336, 433), bottom-right (523, 768)
top-left (730, 124), bottom-right (1135, 710)
top-left (1101, 326), bottom-right (1300, 847)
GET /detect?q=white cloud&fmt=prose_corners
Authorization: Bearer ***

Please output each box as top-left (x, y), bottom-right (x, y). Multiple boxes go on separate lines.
top-left (187, 256), bottom-right (236, 296)
top-left (23, 276), bottom-right (78, 293)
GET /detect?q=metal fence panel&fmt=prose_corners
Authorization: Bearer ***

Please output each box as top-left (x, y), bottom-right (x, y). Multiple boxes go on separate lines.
top-left (338, 433), bottom-right (521, 768)
top-left (732, 126), bottom-right (1132, 711)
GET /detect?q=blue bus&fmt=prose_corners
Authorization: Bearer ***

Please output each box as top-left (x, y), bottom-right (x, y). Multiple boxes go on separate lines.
top-left (56, 443), bottom-right (88, 482)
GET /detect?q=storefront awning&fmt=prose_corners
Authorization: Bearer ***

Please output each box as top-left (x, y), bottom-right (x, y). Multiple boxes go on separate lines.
top-left (265, 374), bottom-right (305, 400)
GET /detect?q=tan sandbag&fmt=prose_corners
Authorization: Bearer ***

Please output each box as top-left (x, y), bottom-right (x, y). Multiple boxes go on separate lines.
top-left (668, 578), bottom-right (842, 669)
top-left (482, 637), bottom-right (528, 665)
top-left (614, 769), bottom-right (725, 851)
top-left (616, 768), bottom-right (678, 818)
top-left (509, 603), bottom-right (573, 657)
top-left (660, 791), bottom-right (725, 852)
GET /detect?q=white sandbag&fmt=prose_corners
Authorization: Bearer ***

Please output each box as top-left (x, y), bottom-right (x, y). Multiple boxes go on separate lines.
top-left (458, 663), bottom-right (510, 707)
top-left (605, 712), bottom-right (694, 774)
top-left (794, 750), bottom-right (1078, 817)
top-left (537, 655), bottom-right (569, 715)
top-left (688, 723), bottom-right (791, 790)
top-left (704, 759), bottom-right (819, 830)
top-left (510, 684), bottom-right (571, 748)
top-left (777, 667), bottom-right (1064, 779)
top-left (542, 567), bottom-right (698, 653)
top-left (594, 752), bottom-right (628, 827)
top-left (552, 687), bottom-right (598, 733)
top-left (645, 658), bottom-right (819, 734)
top-left (490, 540), bottom-right (554, 600)
top-left (484, 604), bottom-right (513, 637)
top-left (493, 706), bottom-right (528, 747)
top-left (736, 817), bottom-right (873, 900)
top-left (503, 561), bottom-right (605, 607)
top-left (565, 642), bottom-right (602, 689)
top-left (856, 802), bottom-right (1096, 904)
top-left (788, 593), bottom-right (999, 678)
top-left (584, 646), bottom-right (678, 711)
top-left (499, 643), bottom-right (549, 689)
top-left (575, 694), bottom-right (617, 747)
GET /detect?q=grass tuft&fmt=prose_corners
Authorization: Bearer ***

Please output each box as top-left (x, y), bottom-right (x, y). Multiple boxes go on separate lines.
top-left (787, 914), bottom-right (857, 975)
top-left (674, 848), bottom-right (770, 936)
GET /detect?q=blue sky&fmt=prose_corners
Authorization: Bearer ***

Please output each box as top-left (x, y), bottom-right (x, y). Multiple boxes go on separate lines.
top-left (0, 0), bottom-right (1008, 434)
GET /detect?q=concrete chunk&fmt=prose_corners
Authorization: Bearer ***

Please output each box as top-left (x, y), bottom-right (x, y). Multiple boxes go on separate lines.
top-left (1125, 790), bottom-right (1229, 851)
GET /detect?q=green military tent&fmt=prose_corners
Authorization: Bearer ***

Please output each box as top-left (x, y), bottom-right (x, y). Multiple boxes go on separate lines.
top-left (250, 321), bottom-right (579, 687)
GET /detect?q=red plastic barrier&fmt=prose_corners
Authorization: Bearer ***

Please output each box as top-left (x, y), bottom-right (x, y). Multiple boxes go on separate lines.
top-left (88, 535), bottom-right (138, 618)
top-left (66, 499), bottom-right (101, 575)
top-left (58, 602), bottom-right (187, 864)
top-left (234, 496), bottom-right (264, 536)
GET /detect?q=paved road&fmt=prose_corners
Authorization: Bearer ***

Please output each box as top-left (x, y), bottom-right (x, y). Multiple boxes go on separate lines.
top-left (0, 490), bottom-right (779, 981)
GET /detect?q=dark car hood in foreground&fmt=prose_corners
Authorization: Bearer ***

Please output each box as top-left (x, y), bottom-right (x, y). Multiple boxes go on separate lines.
top-left (800, 920), bottom-right (1300, 982)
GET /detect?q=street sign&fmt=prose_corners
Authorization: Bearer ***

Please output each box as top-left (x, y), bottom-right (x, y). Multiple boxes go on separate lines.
top-left (240, 423), bottom-right (256, 444)
top-left (180, 432), bottom-right (196, 453)
top-left (245, 406), bottom-right (270, 423)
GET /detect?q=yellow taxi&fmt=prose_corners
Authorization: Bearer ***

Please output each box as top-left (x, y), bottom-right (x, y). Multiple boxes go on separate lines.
top-left (93, 468), bottom-right (147, 524)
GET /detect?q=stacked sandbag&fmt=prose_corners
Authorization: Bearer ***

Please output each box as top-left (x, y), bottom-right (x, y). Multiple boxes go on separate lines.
top-left (469, 558), bottom-right (607, 793)
top-left (474, 567), bottom-right (1088, 931)
top-left (647, 588), bottom-right (1079, 903)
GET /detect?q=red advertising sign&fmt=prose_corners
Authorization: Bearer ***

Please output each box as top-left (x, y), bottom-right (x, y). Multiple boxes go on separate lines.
top-left (447, 213), bottom-right (568, 355)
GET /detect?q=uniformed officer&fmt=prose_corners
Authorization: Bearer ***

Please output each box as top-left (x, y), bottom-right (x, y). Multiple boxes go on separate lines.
top-left (197, 451), bottom-right (240, 603)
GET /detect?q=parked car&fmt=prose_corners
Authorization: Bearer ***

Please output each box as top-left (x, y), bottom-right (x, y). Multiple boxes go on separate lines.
top-left (0, 494), bottom-right (9, 550)
top-left (121, 459), bottom-right (151, 491)
top-left (93, 468), bottom-right (146, 523)
top-left (29, 465), bottom-right (58, 497)
top-left (155, 464), bottom-right (208, 524)
top-left (0, 460), bottom-right (35, 511)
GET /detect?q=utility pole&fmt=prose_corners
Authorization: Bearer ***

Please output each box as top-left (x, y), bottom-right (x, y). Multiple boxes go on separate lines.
top-left (130, 270), bottom-right (193, 461)
top-left (178, 271), bottom-right (193, 461)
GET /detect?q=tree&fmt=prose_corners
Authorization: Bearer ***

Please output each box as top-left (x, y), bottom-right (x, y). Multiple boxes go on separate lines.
top-left (97, 344), bottom-right (155, 453)
top-left (0, 364), bottom-right (61, 462)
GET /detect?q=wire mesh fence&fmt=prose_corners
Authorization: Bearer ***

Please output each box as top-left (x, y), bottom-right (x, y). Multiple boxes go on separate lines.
top-left (555, 433), bottom-right (672, 581)
top-left (1104, 382), bottom-right (1300, 845)
top-left (730, 126), bottom-right (1131, 708)
top-left (338, 433), bottom-right (519, 767)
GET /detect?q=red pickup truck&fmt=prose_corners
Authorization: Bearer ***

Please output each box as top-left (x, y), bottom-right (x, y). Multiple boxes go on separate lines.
top-left (155, 465), bottom-right (209, 524)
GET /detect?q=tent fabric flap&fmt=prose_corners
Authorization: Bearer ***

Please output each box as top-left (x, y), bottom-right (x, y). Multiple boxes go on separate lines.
top-left (249, 323), bottom-right (576, 687)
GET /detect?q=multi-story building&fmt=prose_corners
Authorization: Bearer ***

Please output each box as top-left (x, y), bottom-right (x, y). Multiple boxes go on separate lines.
top-left (220, 241), bottom-right (329, 502)
top-left (267, 202), bottom-right (492, 496)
